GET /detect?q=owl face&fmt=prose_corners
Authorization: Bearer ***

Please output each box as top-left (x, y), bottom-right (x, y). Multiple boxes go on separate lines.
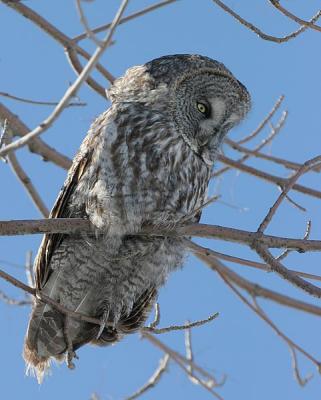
top-left (168, 63), bottom-right (251, 165)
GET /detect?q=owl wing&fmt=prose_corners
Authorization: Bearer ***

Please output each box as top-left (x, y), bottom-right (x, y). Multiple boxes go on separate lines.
top-left (33, 107), bottom-right (112, 290)
top-left (35, 146), bottom-right (93, 290)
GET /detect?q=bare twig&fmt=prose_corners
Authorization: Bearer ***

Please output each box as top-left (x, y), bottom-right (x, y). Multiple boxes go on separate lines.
top-left (0, 103), bottom-right (72, 169)
top-left (179, 194), bottom-right (220, 224)
top-left (65, 48), bottom-right (106, 98)
top-left (214, 107), bottom-right (288, 179)
top-left (148, 302), bottom-right (161, 329)
top-left (218, 155), bottom-right (321, 200)
top-left (205, 246), bottom-right (321, 283)
top-left (144, 311), bottom-right (219, 334)
top-left (25, 250), bottom-right (34, 288)
top-left (257, 155), bottom-right (321, 233)
top-left (185, 325), bottom-right (195, 381)
top-left (0, 91), bottom-right (86, 107)
top-left (0, 0), bottom-right (129, 159)
top-left (269, 1), bottom-right (321, 33)
top-left (211, 0), bottom-right (321, 43)
top-left (76, 0), bottom-right (103, 47)
top-left (142, 332), bottom-right (224, 399)
top-left (0, 290), bottom-right (31, 306)
top-left (254, 244), bottom-right (321, 299)
top-left (289, 347), bottom-right (313, 387)
top-left (1, 1), bottom-right (115, 95)
top-left (216, 270), bottom-right (319, 382)
top-left (73, 0), bottom-right (177, 42)
top-left (277, 220), bottom-right (312, 261)
top-left (125, 354), bottom-right (170, 400)
top-left (3, 128), bottom-right (49, 217)
top-left (226, 131), bottom-right (321, 175)
top-left (251, 296), bottom-right (317, 383)
top-left (185, 240), bottom-right (321, 317)
top-left (237, 95), bottom-right (284, 145)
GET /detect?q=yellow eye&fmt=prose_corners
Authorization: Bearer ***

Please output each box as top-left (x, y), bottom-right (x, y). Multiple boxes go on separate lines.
top-left (197, 102), bottom-right (208, 114)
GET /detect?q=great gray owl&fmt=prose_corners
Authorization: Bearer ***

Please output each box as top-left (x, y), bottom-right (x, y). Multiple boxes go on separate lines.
top-left (23, 54), bottom-right (250, 382)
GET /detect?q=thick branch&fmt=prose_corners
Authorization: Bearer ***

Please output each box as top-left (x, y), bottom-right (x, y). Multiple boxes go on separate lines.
top-left (1, 219), bottom-right (321, 252)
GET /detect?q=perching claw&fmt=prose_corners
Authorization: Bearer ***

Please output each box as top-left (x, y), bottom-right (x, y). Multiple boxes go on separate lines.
top-left (97, 309), bottom-right (109, 339)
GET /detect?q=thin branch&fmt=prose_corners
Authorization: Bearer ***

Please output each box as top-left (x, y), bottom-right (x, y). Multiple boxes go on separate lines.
top-left (144, 311), bottom-right (219, 334)
top-left (289, 347), bottom-right (313, 387)
top-left (142, 332), bottom-right (224, 399)
top-left (0, 290), bottom-right (32, 306)
top-left (206, 247), bottom-right (321, 283)
top-left (0, 103), bottom-right (72, 169)
top-left (25, 250), bottom-right (34, 289)
top-left (217, 270), bottom-right (320, 380)
top-left (125, 354), bottom-right (170, 400)
top-left (73, 0), bottom-right (177, 42)
top-left (148, 302), bottom-right (161, 329)
top-left (257, 155), bottom-right (321, 233)
top-left (0, 91), bottom-right (86, 107)
top-left (214, 111), bottom-right (288, 179)
top-left (269, 1), bottom-right (321, 33)
top-left (185, 324), bottom-right (195, 382)
top-left (184, 325), bottom-right (226, 389)
top-left (226, 137), bottom-right (321, 174)
top-left (1, 1), bottom-right (115, 95)
top-left (251, 296), bottom-right (318, 380)
top-left (218, 154), bottom-right (321, 200)
top-left (277, 220), bottom-right (312, 262)
top-left (0, 0), bottom-right (129, 159)
top-left (76, 0), bottom-right (103, 47)
top-left (3, 127), bottom-right (49, 217)
top-left (254, 244), bottom-right (321, 299)
top-left (237, 95), bottom-right (284, 145)
top-left (179, 194), bottom-right (220, 224)
top-left (185, 240), bottom-right (321, 317)
top-left (211, 0), bottom-right (321, 43)
top-left (65, 48), bottom-right (106, 98)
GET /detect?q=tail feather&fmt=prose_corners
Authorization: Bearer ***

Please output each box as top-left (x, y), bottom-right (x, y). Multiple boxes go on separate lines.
top-left (23, 287), bottom-right (158, 382)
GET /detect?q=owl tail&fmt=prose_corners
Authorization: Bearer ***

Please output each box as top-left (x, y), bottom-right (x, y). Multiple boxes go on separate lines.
top-left (23, 298), bottom-right (120, 383)
top-left (23, 299), bottom-right (66, 383)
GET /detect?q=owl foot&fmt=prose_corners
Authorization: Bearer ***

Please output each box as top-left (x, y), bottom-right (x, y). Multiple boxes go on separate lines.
top-left (96, 309), bottom-right (109, 339)
top-left (66, 349), bottom-right (79, 370)
top-left (63, 315), bottom-right (78, 370)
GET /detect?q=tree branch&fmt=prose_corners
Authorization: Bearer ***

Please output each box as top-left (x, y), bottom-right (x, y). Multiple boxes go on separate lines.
top-left (1, 219), bottom-right (321, 252)
top-left (0, 103), bottom-right (72, 169)
top-left (211, 0), bottom-right (321, 43)
top-left (0, 0), bottom-right (129, 159)
top-left (269, 1), bottom-right (321, 33)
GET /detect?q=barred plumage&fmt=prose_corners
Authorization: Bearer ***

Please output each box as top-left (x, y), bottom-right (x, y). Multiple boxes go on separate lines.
top-left (23, 54), bottom-right (250, 382)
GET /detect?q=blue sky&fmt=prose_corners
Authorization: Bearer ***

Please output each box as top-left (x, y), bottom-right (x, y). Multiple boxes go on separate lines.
top-left (0, 1), bottom-right (321, 399)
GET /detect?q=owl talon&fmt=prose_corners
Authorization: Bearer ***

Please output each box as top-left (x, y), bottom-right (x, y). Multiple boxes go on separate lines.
top-left (66, 349), bottom-right (78, 370)
top-left (97, 310), bottom-right (109, 339)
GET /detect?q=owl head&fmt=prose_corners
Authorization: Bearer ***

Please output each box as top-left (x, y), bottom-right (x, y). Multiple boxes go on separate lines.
top-left (107, 54), bottom-right (251, 166)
